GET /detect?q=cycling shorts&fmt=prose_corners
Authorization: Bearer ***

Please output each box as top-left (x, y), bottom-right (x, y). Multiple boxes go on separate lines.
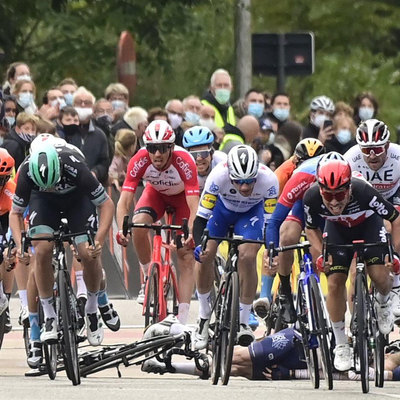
top-left (249, 328), bottom-right (306, 380)
top-left (28, 191), bottom-right (97, 244)
top-left (134, 184), bottom-right (189, 225)
top-left (325, 213), bottom-right (387, 276)
top-left (206, 198), bottom-right (264, 241)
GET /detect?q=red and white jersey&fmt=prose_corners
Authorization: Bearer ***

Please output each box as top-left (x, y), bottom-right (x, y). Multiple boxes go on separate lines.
top-left (122, 146), bottom-right (199, 196)
top-left (344, 143), bottom-right (400, 200)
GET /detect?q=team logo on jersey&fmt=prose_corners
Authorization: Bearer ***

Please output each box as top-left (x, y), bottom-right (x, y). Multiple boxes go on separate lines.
top-left (209, 182), bottom-right (219, 193)
top-left (271, 332), bottom-right (289, 350)
top-left (369, 195), bottom-right (389, 216)
top-left (264, 198), bottom-right (277, 214)
top-left (201, 193), bottom-right (217, 209)
top-left (230, 189), bottom-right (237, 194)
top-left (267, 186), bottom-right (277, 197)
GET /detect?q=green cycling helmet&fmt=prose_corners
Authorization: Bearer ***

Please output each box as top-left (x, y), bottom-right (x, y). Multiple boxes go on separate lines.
top-left (29, 142), bottom-right (61, 189)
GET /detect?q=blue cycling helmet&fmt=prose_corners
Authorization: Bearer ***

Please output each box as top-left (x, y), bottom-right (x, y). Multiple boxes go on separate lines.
top-left (182, 126), bottom-right (214, 148)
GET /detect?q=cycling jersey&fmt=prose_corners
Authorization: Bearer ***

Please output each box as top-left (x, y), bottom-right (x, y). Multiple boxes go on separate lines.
top-left (344, 143), bottom-right (400, 201)
top-left (303, 178), bottom-right (399, 229)
top-left (122, 146), bottom-right (199, 197)
top-left (197, 150), bottom-right (227, 193)
top-left (0, 179), bottom-right (15, 216)
top-left (196, 161), bottom-right (279, 221)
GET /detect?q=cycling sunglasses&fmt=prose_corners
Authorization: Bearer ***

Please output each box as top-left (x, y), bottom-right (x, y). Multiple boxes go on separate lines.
top-left (232, 178), bottom-right (257, 186)
top-left (146, 143), bottom-right (173, 154)
top-left (320, 187), bottom-right (349, 202)
top-left (360, 145), bottom-right (386, 157)
top-left (190, 150), bottom-right (211, 159)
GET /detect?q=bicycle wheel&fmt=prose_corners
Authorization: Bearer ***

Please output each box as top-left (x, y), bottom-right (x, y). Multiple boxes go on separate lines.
top-left (220, 270), bottom-right (239, 385)
top-left (0, 311), bottom-right (5, 349)
top-left (23, 319), bottom-right (30, 357)
top-left (165, 265), bottom-right (178, 317)
top-left (309, 275), bottom-right (333, 390)
top-left (354, 272), bottom-right (369, 393)
top-left (211, 279), bottom-right (224, 385)
top-left (59, 270), bottom-right (80, 386)
top-left (296, 280), bottom-right (319, 389)
top-left (145, 264), bottom-right (159, 327)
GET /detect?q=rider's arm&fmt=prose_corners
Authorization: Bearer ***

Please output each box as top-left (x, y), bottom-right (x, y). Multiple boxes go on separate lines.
top-left (304, 227), bottom-right (323, 255)
top-left (116, 190), bottom-right (135, 231)
top-left (95, 197), bottom-right (115, 246)
top-left (9, 210), bottom-right (24, 250)
top-left (185, 194), bottom-right (199, 233)
top-left (390, 215), bottom-right (400, 254)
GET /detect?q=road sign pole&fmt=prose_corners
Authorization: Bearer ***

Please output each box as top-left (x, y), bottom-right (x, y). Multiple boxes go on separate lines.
top-left (277, 33), bottom-right (285, 92)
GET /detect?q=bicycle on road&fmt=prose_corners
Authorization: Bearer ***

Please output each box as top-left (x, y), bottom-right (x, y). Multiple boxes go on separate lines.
top-left (21, 222), bottom-right (95, 386)
top-left (323, 233), bottom-right (393, 393)
top-left (123, 209), bottom-right (188, 327)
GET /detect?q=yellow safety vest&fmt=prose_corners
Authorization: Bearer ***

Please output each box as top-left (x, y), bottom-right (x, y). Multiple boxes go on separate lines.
top-left (201, 99), bottom-right (236, 128)
top-left (219, 133), bottom-right (244, 152)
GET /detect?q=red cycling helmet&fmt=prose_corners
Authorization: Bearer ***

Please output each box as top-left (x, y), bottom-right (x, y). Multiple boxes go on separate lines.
top-left (144, 119), bottom-right (175, 144)
top-left (317, 159), bottom-right (351, 190)
top-left (0, 148), bottom-right (14, 176)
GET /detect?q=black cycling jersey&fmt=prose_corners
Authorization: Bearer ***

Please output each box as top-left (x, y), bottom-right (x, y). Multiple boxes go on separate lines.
top-left (12, 146), bottom-right (109, 214)
top-left (303, 177), bottom-right (399, 230)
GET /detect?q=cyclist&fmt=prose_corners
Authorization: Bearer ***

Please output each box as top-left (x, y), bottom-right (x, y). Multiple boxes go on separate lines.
top-left (115, 120), bottom-right (199, 325)
top-left (182, 125), bottom-right (227, 192)
top-left (344, 119), bottom-right (400, 318)
top-left (303, 156), bottom-right (400, 371)
top-left (255, 138), bottom-right (324, 315)
top-left (9, 142), bottom-right (115, 351)
top-left (192, 145), bottom-right (279, 348)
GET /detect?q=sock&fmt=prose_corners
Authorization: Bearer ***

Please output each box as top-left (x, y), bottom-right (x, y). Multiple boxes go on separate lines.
top-left (0, 281), bottom-right (5, 298)
top-left (240, 302), bottom-right (252, 326)
top-left (294, 369), bottom-right (309, 379)
top-left (197, 291), bottom-right (212, 320)
top-left (279, 274), bottom-right (292, 295)
top-left (18, 289), bottom-right (28, 308)
top-left (140, 262), bottom-right (150, 278)
top-left (393, 274), bottom-right (400, 288)
top-left (177, 303), bottom-right (190, 324)
top-left (97, 288), bottom-right (109, 307)
top-left (75, 270), bottom-right (87, 298)
top-left (260, 275), bottom-right (274, 301)
top-left (86, 290), bottom-right (99, 314)
top-left (40, 296), bottom-right (56, 320)
top-left (171, 362), bottom-right (201, 376)
top-left (376, 292), bottom-right (390, 304)
top-left (29, 312), bottom-right (40, 341)
top-left (332, 320), bottom-right (347, 345)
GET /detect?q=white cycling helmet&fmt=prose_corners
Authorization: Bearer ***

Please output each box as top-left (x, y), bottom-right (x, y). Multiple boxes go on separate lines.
top-left (356, 119), bottom-right (390, 147)
top-left (30, 133), bottom-right (66, 154)
top-left (144, 119), bottom-right (175, 144)
top-left (227, 145), bottom-right (259, 180)
top-left (317, 151), bottom-right (345, 171)
top-left (310, 95), bottom-right (335, 114)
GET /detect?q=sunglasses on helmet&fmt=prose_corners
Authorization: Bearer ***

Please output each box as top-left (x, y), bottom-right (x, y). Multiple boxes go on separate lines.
top-left (146, 143), bottom-right (173, 154)
top-left (190, 149), bottom-right (211, 159)
top-left (232, 178), bottom-right (257, 186)
top-left (320, 186), bottom-right (349, 202)
top-left (360, 146), bottom-right (386, 157)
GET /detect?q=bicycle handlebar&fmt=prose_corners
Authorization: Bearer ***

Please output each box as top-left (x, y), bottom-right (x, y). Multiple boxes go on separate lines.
top-left (201, 228), bottom-right (264, 251)
top-left (122, 215), bottom-right (189, 240)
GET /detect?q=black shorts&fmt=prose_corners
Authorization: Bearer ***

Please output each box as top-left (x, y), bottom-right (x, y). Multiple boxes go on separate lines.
top-left (28, 191), bottom-right (97, 244)
top-left (325, 213), bottom-right (387, 276)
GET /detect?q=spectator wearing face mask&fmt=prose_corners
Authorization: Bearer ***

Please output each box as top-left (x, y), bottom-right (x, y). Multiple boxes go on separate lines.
top-left (201, 68), bottom-right (236, 128)
top-left (58, 77), bottom-right (78, 107)
top-left (2, 62), bottom-right (31, 96)
top-left (11, 79), bottom-right (37, 115)
top-left (93, 98), bottom-right (115, 160)
top-left (325, 114), bottom-right (357, 154)
top-left (72, 86), bottom-right (110, 184)
top-left (2, 95), bottom-right (18, 131)
top-left (243, 88), bottom-right (265, 120)
top-left (104, 83), bottom-right (129, 123)
top-left (353, 91), bottom-right (379, 126)
top-left (56, 106), bottom-right (81, 148)
top-left (164, 98), bottom-right (184, 146)
top-left (266, 92), bottom-right (291, 132)
top-left (1, 112), bottom-right (38, 169)
top-left (38, 87), bottom-right (67, 122)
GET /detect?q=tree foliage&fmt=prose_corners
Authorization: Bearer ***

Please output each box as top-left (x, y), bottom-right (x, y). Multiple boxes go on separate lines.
top-left (1, 0), bottom-right (400, 137)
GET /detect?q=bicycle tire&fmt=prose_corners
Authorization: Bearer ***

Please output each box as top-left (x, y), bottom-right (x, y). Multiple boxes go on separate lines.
top-left (309, 275), bottom-right (333, 390)
top-left (0, 311), bottom-right (5, 349)
top-left (220, 270), bottom-right (239, 386)
top-left (165, 265), bottom-right (178, 317)
top-left (59, 270), bottom-right (80, 386)
top-left (354, 272), bottom-right (369, 393)
top-left (296, 280), bottom-right (319, 389)
top-left (372, 289), bottom-right (386, 388)
top-left (23, 319), bottom-right (30, 357)
top-left (145, 264), bottom-right (159, 327)
top-left (211, 279), bottom-right (224, 385)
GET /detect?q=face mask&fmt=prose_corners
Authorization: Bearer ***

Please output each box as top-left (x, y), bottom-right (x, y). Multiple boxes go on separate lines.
top-left (62, 124), bottom-right (80, 136)
top-left (168, 113), bottom-right (183, 129)
top-left (199, 118), bottom-right (217, 131)
top-left (75, 107), bottom-right (93, 122)
top-left (51, 98), bottom-right (67, 109)
top-left (16, 74), bottom-right (31, 81)
top-left (18, 92), bottom-right (33, 109)
top-left (272, 107), bottom-right (290, 121)
top-left (17, 131), bottom-right (35, 143)
top-left (96, 115), bottom-right (112, 133)
top-left (214, 88), bottom-right (231, 105)
top-left (184, 111), bottom-right (200, 125)
top-left (111, 100), bottom-right (126, 111)
top-left (337, 129), bottom-right (352, 144)
top-left (5, 116), bottom-right (15, 127)
top-left (358, 107), bottom-right (374, 121)
top-left (64, 93), bottom-right (74, 106)
top-left (312, 114), bottom-right (327, 128)
top-left (247, 103), bottom-right (264, 118)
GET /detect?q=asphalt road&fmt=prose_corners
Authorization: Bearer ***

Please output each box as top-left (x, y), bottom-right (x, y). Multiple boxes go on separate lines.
top-left (1, 298), bottom-right (400, 400)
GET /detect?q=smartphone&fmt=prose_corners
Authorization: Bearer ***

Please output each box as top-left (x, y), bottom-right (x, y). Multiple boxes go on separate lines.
top-left (323, 119), bottom-right (333, 129)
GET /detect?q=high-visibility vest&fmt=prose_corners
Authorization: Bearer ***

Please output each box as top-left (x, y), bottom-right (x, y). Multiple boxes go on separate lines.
top-left (219, 133), bottom-right (244, 151)
top-left (201, 99), bottom-right (236, 128)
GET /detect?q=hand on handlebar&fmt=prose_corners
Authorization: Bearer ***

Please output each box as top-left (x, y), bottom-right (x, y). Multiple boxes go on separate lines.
top-left (194, 245), bottom-right (208, 263)
top-left (316, 254), bottom-right (333, 274)
top-left (262, 250), bottom-right (278, 276)
top-left (86, 240), bottom-right (102, 258)
top-left (17, 247), bottom-right (30, 266)
top-left (385, 253), bottom-right (400, 274)
top-left (116, 230), bottom-right (129, 247)
top-left (182, 233), bottom-right (195, 249)
top-left (5, 247), bottom-right (17, 271)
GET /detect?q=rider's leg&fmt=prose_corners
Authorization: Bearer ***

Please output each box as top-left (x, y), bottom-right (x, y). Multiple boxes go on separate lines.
top-left (132, 212), bottom-right (154, 277)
